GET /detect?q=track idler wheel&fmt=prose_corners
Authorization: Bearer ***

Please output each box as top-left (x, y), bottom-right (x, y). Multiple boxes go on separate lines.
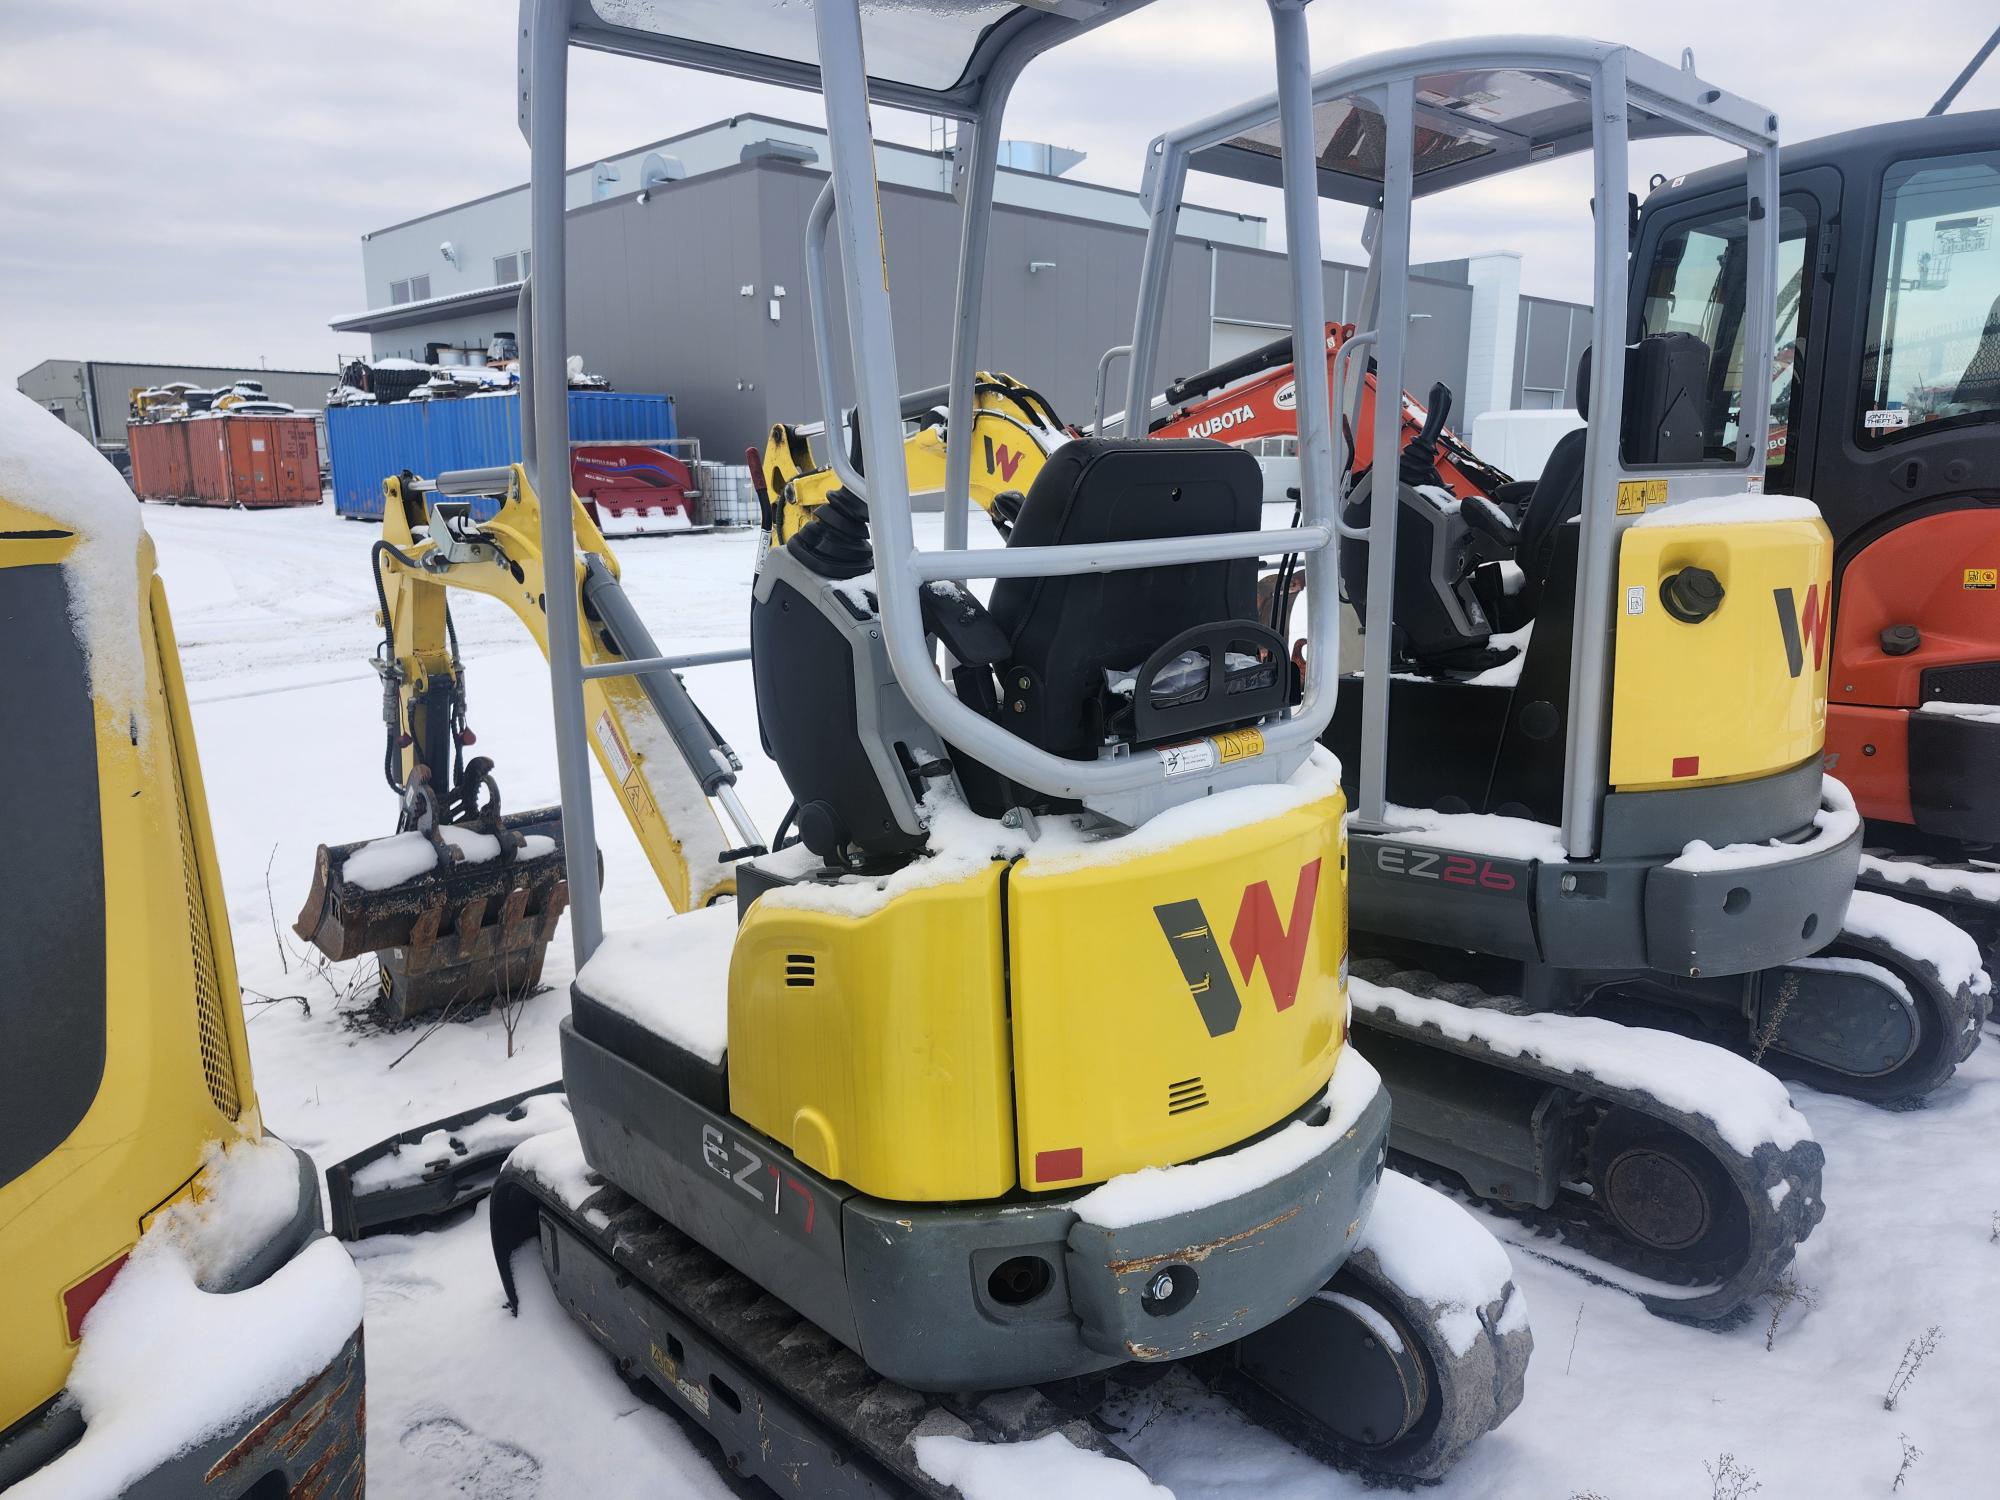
top-left (1587, 1108), bottom-right (1750, 1275)
top-left (1220, 1230), bottom-right (1530, 1480)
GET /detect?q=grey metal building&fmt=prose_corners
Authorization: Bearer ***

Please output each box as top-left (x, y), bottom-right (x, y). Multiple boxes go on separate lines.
top-left (331, 120), bottom-right (1590, 460)
top-left (16, 359), bottom-right (333, 451)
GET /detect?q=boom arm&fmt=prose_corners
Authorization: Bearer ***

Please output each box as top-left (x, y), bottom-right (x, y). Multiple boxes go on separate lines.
top-left (1151, 323), bottom-right (1515, 500)
top-left (373, 466), bottom-right (747, 913)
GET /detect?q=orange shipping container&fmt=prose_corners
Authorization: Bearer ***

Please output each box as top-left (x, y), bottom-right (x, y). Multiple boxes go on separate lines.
top-left (185, 414), bottom-right (321, 508)
top-left (126, 420), bottom-right (194, 502)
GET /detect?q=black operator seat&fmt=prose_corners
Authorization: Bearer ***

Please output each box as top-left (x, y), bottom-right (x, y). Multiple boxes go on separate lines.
top-left (1510, 332), bottom-right (1712, 625)
top-left (1510, 349), bottom-right (1593, 624)
top-left (973, 437), bottom-right (1280, 765)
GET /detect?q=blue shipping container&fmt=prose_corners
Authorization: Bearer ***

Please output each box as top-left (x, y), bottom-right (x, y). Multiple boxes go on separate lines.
top-left (327, 391), bottom-right (677, 520)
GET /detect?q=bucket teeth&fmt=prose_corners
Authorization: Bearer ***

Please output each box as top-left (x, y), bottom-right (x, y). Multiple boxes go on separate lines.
top-left (292, 805), bottom-right (572, 1021)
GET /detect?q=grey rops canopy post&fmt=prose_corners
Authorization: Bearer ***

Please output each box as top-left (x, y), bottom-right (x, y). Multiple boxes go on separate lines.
top-left (1128, 37), bottom-right (1781, 857)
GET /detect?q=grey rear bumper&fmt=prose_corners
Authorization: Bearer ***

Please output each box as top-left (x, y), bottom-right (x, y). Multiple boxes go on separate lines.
top-left (558, 1016), bottom-right (1390, 1390)
top-left (0, 1144), bottom-right (366, 1498)
top-left (1353, 786), bottom-right (1862, 978)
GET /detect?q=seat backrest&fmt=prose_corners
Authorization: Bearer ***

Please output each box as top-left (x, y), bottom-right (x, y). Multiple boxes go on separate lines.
top-left (987, 437), bottom-right (1262, 760)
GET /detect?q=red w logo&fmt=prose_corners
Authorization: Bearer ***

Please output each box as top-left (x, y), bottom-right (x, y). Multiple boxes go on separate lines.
top-left (1231, 858), bottom-right (1322, 1011)
top-left (1154, 859), bottom-right (1322, 1035)
top-left (983, 433), bottom-right (1024, 483)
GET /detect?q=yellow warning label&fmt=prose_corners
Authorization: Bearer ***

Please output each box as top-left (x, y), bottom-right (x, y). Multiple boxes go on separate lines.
top-left (1215, 727), bottom-right (1266, 764)
top-left (1965, 567), bottom-right (1997, 590)
top-left (1615, 479), bottom-right (1669, 515)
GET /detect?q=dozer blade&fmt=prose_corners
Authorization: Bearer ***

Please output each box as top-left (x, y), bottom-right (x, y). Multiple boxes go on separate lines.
top-left (326, 1082), bottom-right (569, 1239)
top-left (295, 806), bottom-right (573, 1022)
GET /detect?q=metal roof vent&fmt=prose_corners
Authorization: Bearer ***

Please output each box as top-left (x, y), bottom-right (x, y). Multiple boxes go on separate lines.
top-left (739, 138), bottom-right (819, 168)
top-left (641, 152), bottom-right (686, 188)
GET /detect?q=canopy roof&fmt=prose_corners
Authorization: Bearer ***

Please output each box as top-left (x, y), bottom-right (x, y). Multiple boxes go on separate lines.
top-left (558, 0), bottom-right (1146, 117)
top-left (1182, 38), bottom-right (1776, 206)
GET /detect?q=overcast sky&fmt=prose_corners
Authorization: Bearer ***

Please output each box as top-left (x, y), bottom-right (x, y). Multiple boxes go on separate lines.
top-left (3, 2), bottom-right (1996, 380)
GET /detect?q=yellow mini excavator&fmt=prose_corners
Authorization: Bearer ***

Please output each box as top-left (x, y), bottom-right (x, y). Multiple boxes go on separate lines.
top-left (298, 2), bottom-right (1535, 1494)
top-left (757, 372), bottom-right (1070, 543)
top-left (0, 391), bottom-right (365, 1496)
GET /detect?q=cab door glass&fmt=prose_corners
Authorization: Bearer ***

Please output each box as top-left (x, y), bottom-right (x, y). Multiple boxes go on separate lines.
top-left (1637, 201), bottom-right (1814, 483)
top-left (1859, 150), bottom-right (2000, 444)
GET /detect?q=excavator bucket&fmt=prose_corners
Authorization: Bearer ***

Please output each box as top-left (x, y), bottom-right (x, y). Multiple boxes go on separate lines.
top-left (295, 806), bottom-right (572, 1022)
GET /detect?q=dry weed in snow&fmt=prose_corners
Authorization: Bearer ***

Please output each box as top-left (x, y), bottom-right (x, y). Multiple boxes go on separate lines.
top-left (1705, 1453), bottom-right (1761, 1500)
top-left (1748, 972), bottom-right (1798, 1065)
top-left (1763, 1275), bottom-right (1819, 1352)
top-left (1892, 1434), bottom-right (1922, 1492)
top-left (1883, 1327), bottom-right (1942, 1411)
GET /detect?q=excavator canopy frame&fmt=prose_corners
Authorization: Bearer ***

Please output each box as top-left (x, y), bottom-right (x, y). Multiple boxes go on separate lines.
top-left (516, 0), bottom-right (1347, 967)
top-left (1125, 37), bottom-right (1783, 859)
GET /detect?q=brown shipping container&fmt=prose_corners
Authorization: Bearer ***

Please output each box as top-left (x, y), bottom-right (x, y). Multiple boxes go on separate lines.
top-left (126, 420), bottom-right (194, 502)
top-left (185, 414), bottom-right (321, 507)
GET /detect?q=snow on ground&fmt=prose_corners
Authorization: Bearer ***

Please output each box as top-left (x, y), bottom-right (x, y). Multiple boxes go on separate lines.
top-left (146, 496), bottom-right (2000, 1499)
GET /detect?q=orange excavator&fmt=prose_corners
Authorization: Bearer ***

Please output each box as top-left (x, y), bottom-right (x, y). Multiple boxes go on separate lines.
top-left (1150, 322), bottom-right (1513, 505)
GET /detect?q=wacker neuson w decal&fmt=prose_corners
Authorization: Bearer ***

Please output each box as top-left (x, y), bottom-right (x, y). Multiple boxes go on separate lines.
top-left (1154, 858), bottom-right (1322, 1037)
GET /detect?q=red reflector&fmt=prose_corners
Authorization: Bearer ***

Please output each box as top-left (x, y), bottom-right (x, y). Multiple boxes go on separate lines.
top-left (1034, 1147), bottom-right (1083, 1183)
top-left (63, 1253), bottom-right (130, 1342)
top-left (1671, 756), bottom-right (1700, 779)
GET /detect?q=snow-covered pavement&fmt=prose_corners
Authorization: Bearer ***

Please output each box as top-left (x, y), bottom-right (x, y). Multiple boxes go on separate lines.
top-left (148, 497), bottom-right (2000, 1499)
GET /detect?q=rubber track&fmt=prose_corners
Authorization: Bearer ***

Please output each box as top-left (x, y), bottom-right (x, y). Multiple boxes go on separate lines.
top-left (1771, 925), bottom-right (1991, 1105)
top-left (1857, 849), bottom-right (2000, 975)
top-left (1348, 955), bottom-right (1826, 1324)
top-left (493, 1167), bottom-right (1525, 1494)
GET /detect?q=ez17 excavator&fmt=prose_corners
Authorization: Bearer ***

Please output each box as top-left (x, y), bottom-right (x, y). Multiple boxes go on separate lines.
top-left (0, 390), bottom-right (366, 1497)
top-left (299, 2), bottom-right (1535, 1492)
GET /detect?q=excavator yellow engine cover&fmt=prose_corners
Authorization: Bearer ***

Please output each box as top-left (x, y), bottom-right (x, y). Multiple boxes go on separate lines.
top-left (1610, 510), bottom-right (1832, 790)
top-left (725, 793), bottom-right (1347, 1203)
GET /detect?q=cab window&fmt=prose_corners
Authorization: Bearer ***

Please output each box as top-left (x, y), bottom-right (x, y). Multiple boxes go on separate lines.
top-left (1859, 150), bottom-right (2000, 445)
top-left (1637, 200), bottom-right (1815, 484)
top-left (0, 561), bottom-right (107, 1188)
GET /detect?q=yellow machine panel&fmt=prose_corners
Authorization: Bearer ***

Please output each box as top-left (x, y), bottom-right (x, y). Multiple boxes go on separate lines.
top-left (726, 864), bottom-right (1016, 1201)
top-left (1, 503), bottom-right (262, 1432)
top-left (1609, 512), bottom-right (1832, 791)
top-left (1007, 796), bottom-right (1348, 1189)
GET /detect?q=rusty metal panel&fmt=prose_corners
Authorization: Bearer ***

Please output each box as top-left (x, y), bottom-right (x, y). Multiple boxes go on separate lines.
top-left (126, 421), bottom-right (194, 502)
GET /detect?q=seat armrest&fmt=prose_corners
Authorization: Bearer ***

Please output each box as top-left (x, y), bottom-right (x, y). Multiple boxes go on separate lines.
top-left (920, 580), bottom-right (1011, 666)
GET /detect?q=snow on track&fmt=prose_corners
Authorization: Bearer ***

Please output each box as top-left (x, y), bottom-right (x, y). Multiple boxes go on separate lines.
top-left (149, 498), bottom-right (2000, 1499)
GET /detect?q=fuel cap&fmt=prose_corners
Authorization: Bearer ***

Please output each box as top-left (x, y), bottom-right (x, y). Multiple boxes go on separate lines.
top-left (1660, 566), bottom-right (1725, 623)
